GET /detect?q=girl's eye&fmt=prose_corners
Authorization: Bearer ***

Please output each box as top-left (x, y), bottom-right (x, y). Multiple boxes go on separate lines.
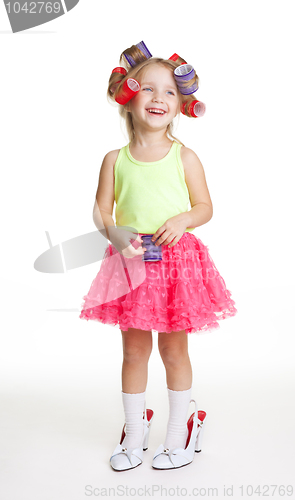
top-left (167, 91), bottom-right (175, 95)
top-left (143, 87), bottom-right (152, 91)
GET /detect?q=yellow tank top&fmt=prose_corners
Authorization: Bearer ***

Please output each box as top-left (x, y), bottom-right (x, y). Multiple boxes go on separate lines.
top-left (114, 141), bottom-right (194, 234)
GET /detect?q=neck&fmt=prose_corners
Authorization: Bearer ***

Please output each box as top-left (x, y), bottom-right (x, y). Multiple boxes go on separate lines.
top-left (130, 129), bottom-right (172, 148)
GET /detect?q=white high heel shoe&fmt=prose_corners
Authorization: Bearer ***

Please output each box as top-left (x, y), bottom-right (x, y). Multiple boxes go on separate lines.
top-left (110, 404), bottom-right (154, 471)
top-left (152, 400), bottom-right (207, 470)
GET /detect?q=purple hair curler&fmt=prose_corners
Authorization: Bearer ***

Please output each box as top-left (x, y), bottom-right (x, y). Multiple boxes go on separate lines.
top-left (124, 53), bottom-right (136, 67)
top-left (123, 41), bottom-right (153, 67)
top-left (174, 64), bottom-right (195, 82)
top-left (174, 64), bottom-right (199, 95)
top-left (178, 80), bottom-right (199, 95)
top-left (137, 41), bottom-right (152, 59)
top-left (141, 235), bottom-right (162, 262)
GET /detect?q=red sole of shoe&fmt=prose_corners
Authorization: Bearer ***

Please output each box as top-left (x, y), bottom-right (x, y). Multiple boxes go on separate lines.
top-left (185, 410), bottom-right (207, 449)
top-left (119, 409), bottom-right (154, 445)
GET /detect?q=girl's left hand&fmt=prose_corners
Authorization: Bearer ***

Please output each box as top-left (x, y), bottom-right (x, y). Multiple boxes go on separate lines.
top-left (151, 214), bottom-right (189, 248)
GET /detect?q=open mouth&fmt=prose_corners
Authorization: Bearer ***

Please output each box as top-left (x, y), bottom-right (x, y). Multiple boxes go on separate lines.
top-left (146, 108), bottom-right (166, 115)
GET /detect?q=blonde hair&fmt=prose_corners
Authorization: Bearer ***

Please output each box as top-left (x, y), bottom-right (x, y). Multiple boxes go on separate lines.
top-left (107, 47), bottom-right (200, 146)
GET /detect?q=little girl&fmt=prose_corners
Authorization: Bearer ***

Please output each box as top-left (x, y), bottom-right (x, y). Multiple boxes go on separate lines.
top-left (79, 41), bottom-right (237, 471)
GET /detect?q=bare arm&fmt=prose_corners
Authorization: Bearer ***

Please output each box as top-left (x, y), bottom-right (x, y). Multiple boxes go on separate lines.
top-left (93, 150), bottom-right (146, 258)
top-left (180, 147), bottom-right (213, 228)
top-left (93, 150), bottom-right (119, 240)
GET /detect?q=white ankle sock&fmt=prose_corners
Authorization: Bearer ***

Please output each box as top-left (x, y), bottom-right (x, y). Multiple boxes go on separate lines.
top-left (163, 386), bottom-right (192, 450)
top-left (121, 390), bottom-right (146, 449)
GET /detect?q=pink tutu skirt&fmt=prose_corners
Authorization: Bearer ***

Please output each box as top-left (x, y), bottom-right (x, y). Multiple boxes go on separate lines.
top-left (79, 232), bottom-right (237, 334)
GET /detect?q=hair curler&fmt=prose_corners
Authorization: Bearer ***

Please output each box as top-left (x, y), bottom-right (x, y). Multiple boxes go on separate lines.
top-left (110, 67), bottom-right (128, 94)
top-left (141, 235), bottom-right (162, 261)
top-left (174, 64), bottom-right (199, 95)
top-left (168, 53), bottom-right (187, 65)
top-left (112, 67), bottom-right (127, 76)
top-left (123, 41), bottom-right (152, 67)
top-left (181, 100), bottom-right (206, 118)
top-left (174, 64), bottom-right (195, 82)
top-left (115, 78), bottom-right (140, 105)
top-left (178, 81), bottom-right (199, 95)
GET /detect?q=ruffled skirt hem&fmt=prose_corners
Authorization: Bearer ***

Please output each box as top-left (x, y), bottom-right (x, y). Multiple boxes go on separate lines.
top-left (79, 232), bottom-right (237, 335)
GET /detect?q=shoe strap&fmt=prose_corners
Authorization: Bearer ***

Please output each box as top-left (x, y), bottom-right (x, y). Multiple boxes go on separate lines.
top-left (189, 398), bottom-right (198, 419)
top-left (126, 447), bottom-right (143, 465)
top-left (143, 399), bottom-right (148, 425)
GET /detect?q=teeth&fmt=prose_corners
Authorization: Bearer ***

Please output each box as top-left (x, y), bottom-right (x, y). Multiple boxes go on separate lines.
top-left (147, 109), bottom-right (165, 114)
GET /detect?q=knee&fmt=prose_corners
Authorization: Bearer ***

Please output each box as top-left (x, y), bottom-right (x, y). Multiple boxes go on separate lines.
top-left (123, 342), bottom-right (152, 365)
top-left (158, 344), bottom-right (188, 368)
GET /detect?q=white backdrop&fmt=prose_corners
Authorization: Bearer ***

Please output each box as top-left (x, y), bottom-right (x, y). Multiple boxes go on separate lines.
top-left (1, 1), bottom-right (295, 499)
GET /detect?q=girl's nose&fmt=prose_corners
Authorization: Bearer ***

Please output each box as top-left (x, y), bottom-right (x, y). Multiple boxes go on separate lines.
top-left (152, 94), bottom-right (164, 103)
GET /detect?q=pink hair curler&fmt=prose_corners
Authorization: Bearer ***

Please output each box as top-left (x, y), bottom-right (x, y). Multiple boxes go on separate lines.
top-left (112, 67), bottom-right (127, 76)
top-left (115, 78), bottom-right (140, 105)
top-left (110, 67), bottom-right (128, 94)
top-left (110, 79), bottom-right (123, 95)
top-left (169, 53), bottom-right (179, 61)
top-left (181, 100), bottom-right (206, 118)
top-left (169, 53), bottom-right (187, 65)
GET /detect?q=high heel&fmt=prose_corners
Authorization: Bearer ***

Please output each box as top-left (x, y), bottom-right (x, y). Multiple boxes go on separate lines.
top-left (152, 400), bottom-right (207, 470)
top-left (110, 405), bottom-right (154, 471)
top-left (195, 410), bottom-right (206, 452)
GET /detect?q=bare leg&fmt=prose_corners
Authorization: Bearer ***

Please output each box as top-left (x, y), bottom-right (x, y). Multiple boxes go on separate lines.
top-left (121, 328), bottom-right (153, 393)
top-left (158, 330), bottom-right (192, 390)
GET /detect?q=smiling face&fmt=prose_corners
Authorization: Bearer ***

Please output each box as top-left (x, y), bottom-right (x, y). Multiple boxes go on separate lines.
top-left (125, 63), bottom-right (181, 134)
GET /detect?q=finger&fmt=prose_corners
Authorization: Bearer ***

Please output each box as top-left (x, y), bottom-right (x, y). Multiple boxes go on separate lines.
top-left (129, 244), bottom-right (146, 255)
top-left (164, 235), bottom-right (175, 247)
top-left (168, 238), bottom-right (178, 248)
top-left (153, 229), bottom-right (167, 244)
top-left (155, 235), bottom-right (168, 246)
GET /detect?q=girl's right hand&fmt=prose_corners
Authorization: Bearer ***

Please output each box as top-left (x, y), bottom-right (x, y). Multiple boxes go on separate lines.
top-left (107, 226), bottom-right (147, 259)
